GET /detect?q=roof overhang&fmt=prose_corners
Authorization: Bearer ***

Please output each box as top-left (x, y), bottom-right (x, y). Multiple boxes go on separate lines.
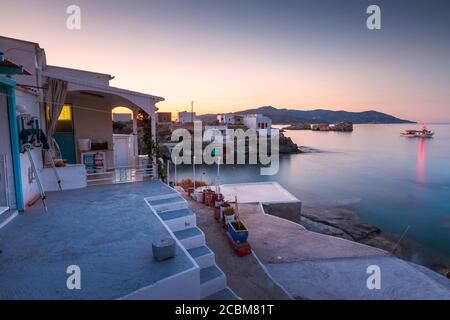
top-left (42, 70), bottom-right (164, 116)
top-left (0, 53), bottom-right (32, 76)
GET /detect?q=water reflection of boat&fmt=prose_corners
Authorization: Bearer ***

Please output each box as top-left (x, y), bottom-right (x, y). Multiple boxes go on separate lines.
top-left (401, 126), bottom-right (434, 138)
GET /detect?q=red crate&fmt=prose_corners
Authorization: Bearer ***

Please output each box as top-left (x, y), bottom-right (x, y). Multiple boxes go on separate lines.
top-left (225, 232), bottom-right (252, 257)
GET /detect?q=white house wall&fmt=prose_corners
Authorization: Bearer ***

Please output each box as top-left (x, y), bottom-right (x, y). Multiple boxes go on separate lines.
top-left (16, 89), bottom-right (44, 207)
top-left (66, 94), bottom-right (115, 169)
top-left (45, 65), bottom-right (111, 86)
top-left (0, 37), bottom-right (41, 88)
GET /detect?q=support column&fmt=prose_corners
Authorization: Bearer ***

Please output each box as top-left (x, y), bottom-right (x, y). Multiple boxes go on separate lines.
top-left (151, 112), bottom-right (157, 178)
top-left (132, 107), bottom-right (138, 166)
top-left (2, 77), bottom-right (24, 211)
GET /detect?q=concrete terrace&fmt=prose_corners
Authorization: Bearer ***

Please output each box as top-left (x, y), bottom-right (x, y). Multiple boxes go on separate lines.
top-left (219, 182), bottom-right (298, 203)
top-left (239, 203), bottom-right (450, 300)
top-left (0, 181), bottom-right (195, 300)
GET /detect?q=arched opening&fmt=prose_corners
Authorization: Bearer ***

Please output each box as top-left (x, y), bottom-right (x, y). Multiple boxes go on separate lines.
top-left (46, 86), bottom-right (157, 184)
top-left (111, 106), bottom-right (134, 168)
top-left (112, 106), bottom-right (133, 134)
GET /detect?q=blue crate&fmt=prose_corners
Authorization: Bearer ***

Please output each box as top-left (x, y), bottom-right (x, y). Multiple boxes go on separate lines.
top-left (227, 221), bottom-right (248, 244)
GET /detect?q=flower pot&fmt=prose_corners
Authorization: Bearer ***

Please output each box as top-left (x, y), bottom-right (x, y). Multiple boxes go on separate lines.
top-left (205, 191), bottom-right (211, 207)
top-left (202, 190), bottom-right (208, 204)
top-left (224, 213), bottom-right (235, 225)
top-left (228, 221), bottom-right (249, 244)
top-left (220, 203), bottom-right (230, 222)
top-left (195, 191), bottom-right (204, 203)
top-left (206, 191), bottom-right (216, 207)
top-left (210, 192), bottom-right (218, 207)
top-left (214, 206), bottom-right (221, 220)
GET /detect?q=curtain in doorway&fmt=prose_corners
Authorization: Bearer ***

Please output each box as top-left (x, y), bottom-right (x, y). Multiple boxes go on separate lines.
top-left (45, 78), bottom-right (68, 156)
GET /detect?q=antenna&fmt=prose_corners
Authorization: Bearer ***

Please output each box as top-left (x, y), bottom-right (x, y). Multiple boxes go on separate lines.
top-left (191, 100), bottom-right (194, 122)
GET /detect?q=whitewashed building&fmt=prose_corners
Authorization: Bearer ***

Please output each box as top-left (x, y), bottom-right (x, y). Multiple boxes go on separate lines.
top-left (217, 114), bottom-right (243, 125)
top-left (0, 36), bottom-right (163, 212)
top-left (242, 114), bottom-right (272, 132)
top-left (1, 36), bottom-right (237, 301)
top-left (203, 125), bottom-right (229, 144)
top-left (178, 111), bottom-right (198, 123)
top-left (217, 114), bottom-right (235, 124)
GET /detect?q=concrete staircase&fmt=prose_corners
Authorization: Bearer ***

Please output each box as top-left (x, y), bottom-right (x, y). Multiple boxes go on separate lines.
top-left (146, 193), bottom-right (239, 300)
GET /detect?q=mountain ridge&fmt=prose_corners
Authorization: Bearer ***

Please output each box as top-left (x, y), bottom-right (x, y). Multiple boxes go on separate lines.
top-left (198, 106), bottom-right (415, 124)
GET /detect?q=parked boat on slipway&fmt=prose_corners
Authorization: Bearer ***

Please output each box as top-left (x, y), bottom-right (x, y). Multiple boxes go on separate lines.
top-left (401, 126), bottom-right (434, 138)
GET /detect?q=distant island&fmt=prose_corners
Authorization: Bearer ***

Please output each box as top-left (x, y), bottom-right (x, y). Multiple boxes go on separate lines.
top-left (198, 106), bottom-right (415, 125)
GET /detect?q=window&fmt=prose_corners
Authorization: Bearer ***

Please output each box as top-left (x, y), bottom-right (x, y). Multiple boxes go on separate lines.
top-left (46, 104), bottom-right (74, 133)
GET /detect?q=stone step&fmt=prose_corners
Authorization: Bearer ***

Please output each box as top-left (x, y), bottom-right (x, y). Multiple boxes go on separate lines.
top-left (0, 207), bottom-right (9, 216)
top-left (200, 265), bottom-right (227, 299)
top-left (188, 245), bottom-right (215, 268)
top-left (203, 288), bottom-right (240, 300)
top-left (173, 227), bottom-right (205, 250)
top-left (0, 208), bottom-right (18, 229)
top-left (147, 196), bottom-right (187, 213)
top-left (159, 208), bottom-right (196, 232)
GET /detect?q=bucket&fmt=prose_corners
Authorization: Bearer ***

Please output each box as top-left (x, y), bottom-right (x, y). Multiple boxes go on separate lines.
top-left (196, 191), bottom-right (204, 203)
top-left (78, 139), bottom-right (91, 151)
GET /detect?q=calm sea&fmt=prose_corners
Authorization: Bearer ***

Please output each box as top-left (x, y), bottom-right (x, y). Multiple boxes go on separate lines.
top-left (175, 124), bottom-right (450, 261)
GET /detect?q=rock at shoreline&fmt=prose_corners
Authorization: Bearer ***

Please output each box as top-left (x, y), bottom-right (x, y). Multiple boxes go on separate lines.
top-left (283, 124), bottom-right (311, 130)
top-left (339, 223), bottom-right (381, 241)
top-left (302, 208), bottom-right (380, 241)
top-left (283, 121), bottom-right (353, 132)
top-left (301, 206), bottom-right (450, 277)
top-left (300, 216), bottom-right (353, 240)
top-left (302, 207), bottom-right (358, 224)
top-left (279, 134), bottom-right (301, 153)
top-left (332, 121), bottom-right (353, 132)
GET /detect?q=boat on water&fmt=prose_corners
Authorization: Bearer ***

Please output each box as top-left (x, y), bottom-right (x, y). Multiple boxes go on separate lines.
top-left (401, 126), bottom-right (434, 138)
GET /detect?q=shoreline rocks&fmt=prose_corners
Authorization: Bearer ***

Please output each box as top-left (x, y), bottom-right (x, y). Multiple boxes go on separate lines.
top-left (300, 206), bottom-right (450, 278)
top-left (283, 123), bottom-right (311, 130)
top-left (279, 134), bottom-right (302, 153)
top-left (283, 121), bottom-right (353, 132)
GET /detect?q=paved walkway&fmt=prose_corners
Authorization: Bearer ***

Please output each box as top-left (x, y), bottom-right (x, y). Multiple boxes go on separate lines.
top-left (219, 182), bottom-right (298, 203)
top-left (0, 181), bottom-right (194, 300)
top-left (182, 192), bottom-right (291, 300)
top-left (238, 203), bottom-right (450, 300)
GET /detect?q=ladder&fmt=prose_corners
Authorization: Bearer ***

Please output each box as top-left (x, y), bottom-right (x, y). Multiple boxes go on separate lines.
top-left (45, 149), bottom-right (62, 191)
top-left (23, 144), bottom-right (48, 212)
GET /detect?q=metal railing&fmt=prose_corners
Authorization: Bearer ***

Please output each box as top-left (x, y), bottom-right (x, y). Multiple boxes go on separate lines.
top-left (86, 164), bottom-right (154, 185)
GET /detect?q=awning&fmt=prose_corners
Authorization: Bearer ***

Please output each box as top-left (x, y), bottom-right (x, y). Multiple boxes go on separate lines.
top-left (0, 53), bottom-right (32, 76)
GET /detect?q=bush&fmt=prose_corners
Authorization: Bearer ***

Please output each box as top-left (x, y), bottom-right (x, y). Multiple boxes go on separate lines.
top-left (224, 207), bottom-right (235, 216)
top-left (177, 179), bottom-right (207, 191)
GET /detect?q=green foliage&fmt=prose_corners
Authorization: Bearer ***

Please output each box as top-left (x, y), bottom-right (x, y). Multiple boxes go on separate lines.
top-left (139, 111), bottom-right (166, 181)
top-left (224, 207), bottom-right (235, 216)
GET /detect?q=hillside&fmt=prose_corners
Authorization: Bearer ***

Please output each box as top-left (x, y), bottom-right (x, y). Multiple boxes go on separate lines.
top-left (198, 106), bottom-right (414, 124)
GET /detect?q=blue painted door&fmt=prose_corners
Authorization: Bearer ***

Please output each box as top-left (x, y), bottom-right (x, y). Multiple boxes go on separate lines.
top-left (53, 132), bottom-right (76, 164)
top-left (48, 104), bottom-right (76, 164)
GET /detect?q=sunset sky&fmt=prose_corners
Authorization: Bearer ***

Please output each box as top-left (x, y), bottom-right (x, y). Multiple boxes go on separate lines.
top-left (2, 0), bottom-right (450, 122)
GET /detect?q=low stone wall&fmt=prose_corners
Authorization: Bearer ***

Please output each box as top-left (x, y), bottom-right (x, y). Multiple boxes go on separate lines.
top-left (262, 201), bottom-right (302, 223)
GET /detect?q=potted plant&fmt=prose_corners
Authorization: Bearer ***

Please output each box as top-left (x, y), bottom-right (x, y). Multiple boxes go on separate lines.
top-left (215, 194), bottom-right (224, 208)
top-left (214, 204), bottom-right (221, 220)
top-left (220, 202), bottom-right (231, 222)
top-left (228, 220), bottom-right (249, 244)
top-left (223, 207), bottom-right (236, 225)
